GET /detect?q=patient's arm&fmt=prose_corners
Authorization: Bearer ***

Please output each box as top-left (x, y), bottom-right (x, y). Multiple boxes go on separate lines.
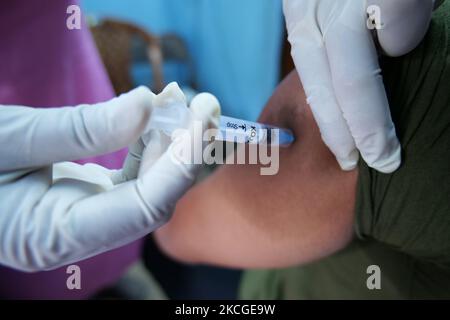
top-left (154, 71), bottom-right (358, 269)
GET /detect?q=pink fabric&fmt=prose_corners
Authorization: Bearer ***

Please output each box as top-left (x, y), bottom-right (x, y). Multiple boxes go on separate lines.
top-left (0, 0), bottom-right (143, 299)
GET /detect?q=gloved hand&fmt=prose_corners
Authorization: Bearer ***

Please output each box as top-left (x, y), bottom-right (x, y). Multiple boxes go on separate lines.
top-left (109, 83), bottom-right (185, 185)
top-left (0, 83), bottom-right (221, 272)
top-left (283, 0), bottom-right (438, 173)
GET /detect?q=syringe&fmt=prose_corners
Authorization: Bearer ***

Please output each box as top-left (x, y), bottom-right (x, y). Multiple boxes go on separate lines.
top-left (148, 102), bottom-right (295, 146)
top-left (218, 115), bottom-right (294, 146)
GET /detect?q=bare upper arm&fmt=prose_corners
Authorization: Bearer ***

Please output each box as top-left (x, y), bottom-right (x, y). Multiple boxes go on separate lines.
top-left (154, 71), bottom-right (358, 269)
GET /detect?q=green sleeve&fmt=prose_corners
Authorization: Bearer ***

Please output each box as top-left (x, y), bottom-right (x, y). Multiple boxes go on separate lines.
top-left (355, 2), bottom-right (450, 268)
top-left (241, 3), bottom-right (450, 300)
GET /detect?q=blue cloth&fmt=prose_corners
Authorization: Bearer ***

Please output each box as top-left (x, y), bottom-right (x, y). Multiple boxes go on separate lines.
top-left (82, 0), bottom-right (283, 121)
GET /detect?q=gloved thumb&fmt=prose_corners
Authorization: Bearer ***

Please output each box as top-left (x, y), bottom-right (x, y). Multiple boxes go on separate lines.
top-left (190, 93), bottom-right (221, 130)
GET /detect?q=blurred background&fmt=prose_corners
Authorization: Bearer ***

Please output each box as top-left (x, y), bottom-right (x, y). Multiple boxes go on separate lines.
top-left (83, 0), bottom-right (285, 121)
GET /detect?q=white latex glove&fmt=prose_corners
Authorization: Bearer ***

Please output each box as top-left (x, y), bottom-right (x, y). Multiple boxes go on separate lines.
top-left (283, 0), bottom-right (438, 172)
top-left (0, 83), bottom-right (220, 272)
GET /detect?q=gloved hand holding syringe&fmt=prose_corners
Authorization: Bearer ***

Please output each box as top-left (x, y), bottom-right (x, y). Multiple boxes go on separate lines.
top-left (0, 82), bottom-right (294, 272)
top-left (148, 99), bottom-right (295, 146)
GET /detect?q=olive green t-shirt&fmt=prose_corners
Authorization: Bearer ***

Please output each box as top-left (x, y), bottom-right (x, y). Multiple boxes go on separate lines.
top-left (240, 2), bottom-right (450, 299)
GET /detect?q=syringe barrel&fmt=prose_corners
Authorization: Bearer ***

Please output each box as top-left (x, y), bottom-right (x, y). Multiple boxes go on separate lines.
top-left (218, 115), bottom-right (295, 146)
top-left (147, 103), bottom-right (192, 135)
top-left (147, 104), bottom-right (295, 146)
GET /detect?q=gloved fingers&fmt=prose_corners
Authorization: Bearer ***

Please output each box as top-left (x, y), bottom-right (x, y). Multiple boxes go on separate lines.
top-left (110, 138), bottom-right (146, 185)
top-left (138, 84), bottom-right (221, 178)
top-left (62, 152), bottom-right (201, 269)
top-left (112, 82), bottom-right (186, 183)
top-left (325, 4), bottom-right (401, 173)
top-left (140, 92), bottom-right (221, 180)
top-left (25, 133), bottom-right (210, 271)
top-left (151, 82), bottom-right (187, 112)
top-left (0, 86), bottom-right (156, 171)
top-left (135, 93), bottom-right (221, 221)
top-left (286, 18), bottom-right (359, 170)
top-left (0, 164), bottom-right (156, 271)
top-left (137, 82), bottom-right (187, 176)
top-left (54, 162), bottom-right (116, 187)
top-left (189, 93), bottom-right (221, 130)
top-left (53, 181), bottom-right (168, 269)
top-left (369, 0), bottom-right (434, 57)
top-left (124, 138), bottom-right (146, 176)
top-left (174, 92), bottom-right (221, 175)
top-left (129, 95), bottom-right (220, 235)
top-left (138, 130), bottom-right (172, 176)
